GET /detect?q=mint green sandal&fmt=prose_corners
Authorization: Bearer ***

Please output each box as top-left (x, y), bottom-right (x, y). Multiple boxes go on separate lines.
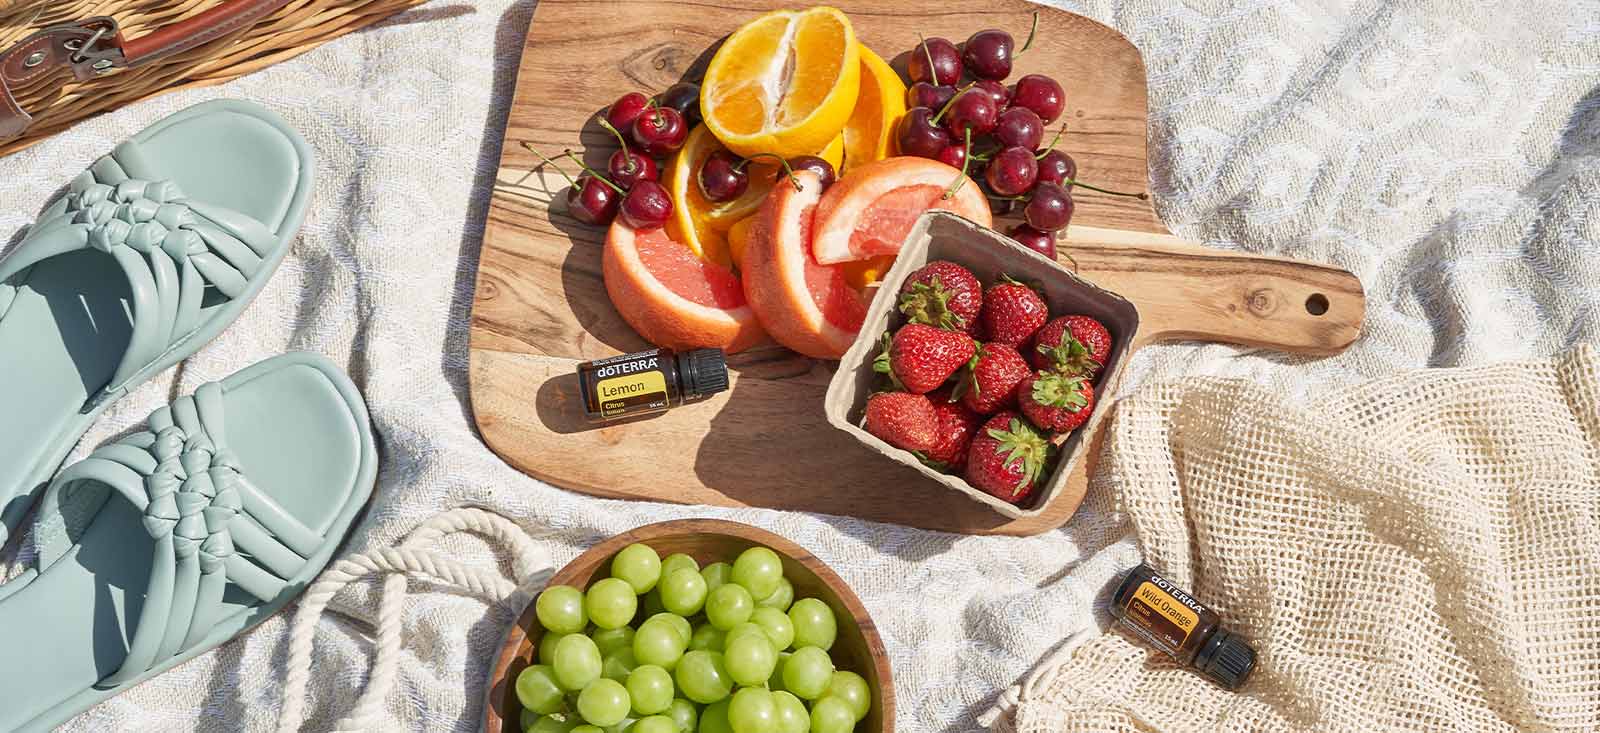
top-left (0, 352), bottom-right (375, 732)
top-left (0, 99), bottom-right (313, 544)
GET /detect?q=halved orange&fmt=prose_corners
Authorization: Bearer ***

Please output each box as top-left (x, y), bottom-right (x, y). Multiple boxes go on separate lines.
top-left (603, 220), bottom-right (766, 353)
top-left (701, 7), bottom-right (860, 159)
top-left (841, 44), bottom-right (907, 174)
top-left (811, 157), bottom-right (993, 265)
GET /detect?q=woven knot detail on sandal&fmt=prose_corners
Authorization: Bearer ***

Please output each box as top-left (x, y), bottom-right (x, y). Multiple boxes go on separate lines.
top-left (140, 417), bottom-right (244, 572)
top-left (66, 176), bottom-right (203, 258)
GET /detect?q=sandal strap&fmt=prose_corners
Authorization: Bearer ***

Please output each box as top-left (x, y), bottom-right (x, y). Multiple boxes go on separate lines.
top-left (40, 381), bottom-right (323, 687)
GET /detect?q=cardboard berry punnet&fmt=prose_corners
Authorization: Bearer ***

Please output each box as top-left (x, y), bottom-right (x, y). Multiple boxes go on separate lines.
top-left (824, 211), bottom-right (1139, 519)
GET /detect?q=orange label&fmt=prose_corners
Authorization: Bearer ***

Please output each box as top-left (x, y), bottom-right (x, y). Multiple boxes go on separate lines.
top-left (1121, 581), bottom-right (1199, 656)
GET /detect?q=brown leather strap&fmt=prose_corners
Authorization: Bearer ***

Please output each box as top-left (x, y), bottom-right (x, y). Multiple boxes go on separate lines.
top-left (122, 0), bottom-right (291, 67)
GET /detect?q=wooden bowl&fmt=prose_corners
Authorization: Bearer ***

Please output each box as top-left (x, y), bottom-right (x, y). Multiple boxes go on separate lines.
top-left (484, 519), bottom-right (895, 732)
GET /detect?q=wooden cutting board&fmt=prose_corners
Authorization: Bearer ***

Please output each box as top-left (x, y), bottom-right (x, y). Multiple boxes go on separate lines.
top-left (468, 0), bottom-right (1365, 536)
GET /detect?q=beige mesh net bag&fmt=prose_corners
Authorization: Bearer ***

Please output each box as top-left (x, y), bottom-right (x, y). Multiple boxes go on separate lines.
top-left (991, 345), bottom-right (1600, 732)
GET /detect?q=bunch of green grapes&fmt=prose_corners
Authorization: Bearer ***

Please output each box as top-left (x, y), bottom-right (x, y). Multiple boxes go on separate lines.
top-left (516, 543), bottom-right (872, 733)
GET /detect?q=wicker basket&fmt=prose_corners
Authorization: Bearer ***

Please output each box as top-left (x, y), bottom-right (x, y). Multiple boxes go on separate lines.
top-left (0, 0), bottom-right (427, 155)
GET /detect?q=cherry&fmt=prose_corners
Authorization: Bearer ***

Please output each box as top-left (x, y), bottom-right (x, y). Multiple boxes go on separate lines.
top-left (985, 146), bottom-right (1039, 196)
top-left (608, 150), bottom-right (658, 188)
top-left (963, 29), bottom-right (1014, 81)
top-left (699, 150), bottom-right (748, 202)
top-left (1024, 182), bottom-right (1074, 231)
top-left (1036, 149), bottom-right (1077, 188)
top-left (908, 36), bottom-right (962, 86)
top-left (632, 105), bottom-right (688, 156)
top-left (974, 79), bottom-right (1011, 110)
top-left (907, 82), bottom-right (957, 112)
top-left (897, 107), bottom-right (952, 158)
top-left (1007, 224), bottom-right (1057, 259)
top-left (621, 179), bottom-right (673, 230)
top-left (786, 155), bottom-right (837, 189)
top-left (944, 89), bottom-right (999, 137)
top-left (569, 175), bottom-right (620, 225)
top-left (994, 107), bottom-right (1044, 150)
top-left (657, 82), bottom-right (702, 126)
top-left (1010, 74), bottom-right (1065, 123)
top-left (935, 142), bottom-right (968, 170)
top-left (605, 92), bottom-right (650, 135)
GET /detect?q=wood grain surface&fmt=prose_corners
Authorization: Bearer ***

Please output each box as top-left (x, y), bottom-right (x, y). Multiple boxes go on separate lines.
top-left (484, 519), bottom-right (894, 733)
top-left (468, 0), bottom-right (1366, 536)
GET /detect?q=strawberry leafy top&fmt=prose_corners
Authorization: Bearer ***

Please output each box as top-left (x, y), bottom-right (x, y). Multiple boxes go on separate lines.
top-left (1030, 372), bottom-right (1089, 411)
top-left (872, 330), bottom-right (904, 391)
top-left (985, 417), bottom-right (1054, 497)
top-left (1037, 333), bottom-right (1101, 377)
top-left (897, 277), bottom-right (966, 331)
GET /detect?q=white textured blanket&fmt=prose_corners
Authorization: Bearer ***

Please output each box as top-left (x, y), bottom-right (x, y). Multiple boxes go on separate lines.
top-left (1, 0), bottom-right (1596, 730)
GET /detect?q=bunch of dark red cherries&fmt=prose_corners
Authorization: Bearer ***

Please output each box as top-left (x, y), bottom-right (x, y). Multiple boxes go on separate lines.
top-left (896, 16), bottom-right (1144, 259)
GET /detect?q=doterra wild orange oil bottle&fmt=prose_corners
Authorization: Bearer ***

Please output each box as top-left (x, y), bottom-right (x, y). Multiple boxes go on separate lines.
top-left (577, 347), bottom-right (729, 422)
top-left (1110, 563), bottom-right (1257, 690)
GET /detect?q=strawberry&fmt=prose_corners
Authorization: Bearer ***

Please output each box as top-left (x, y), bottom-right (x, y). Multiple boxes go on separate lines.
top-left (873, 324), bottom-right (975, 394)
top-left (957, 342), bottom-right (1031, 414)
top-left (1032, 315), bottom-right (1111, 376)
top-left (862, 392), bottom-right (938, 452)
top-left (917, 387), bottom-right (982, 472)
top-left (964, 411), bottom-right (1055, 504)
top-left (898, 260), bottom-right (983, 334)
top-left (978, 276), bottom-right (1048, 345)
top-left (1019, 371), bottom-right (1095, 432)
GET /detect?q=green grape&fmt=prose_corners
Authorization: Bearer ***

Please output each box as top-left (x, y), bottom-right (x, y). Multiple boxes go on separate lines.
top-left (520, 708), bottom-right (541, 732)
top-left (723, 622), bottom-right (766, 647)
top-left (781, 647), bottom-right (833, 700)
top-left (770, 691), bottom-right (808, 733)
top-left (665, 698), bottom-right (698, 733)
top-left (647, 613), bottom-right (693, 645)
top-left (630, 716), bottom-right (676, 733)
top-left (756, 578), bottom-right (794, 611)
top-left (768, 652), bottom-right (790, 692)
top-left (699, 700), bottom-right (732, 733)
top-left (602, 648), bottom-right (638, 682)
top-left (731, 547), bottom-right (783, 600)
top-left (787, 599), bottom-right (836, 651)
top-left (808, 697), bottom-right (854, 733)
top-left (675, 650), bottom-right (733, 704)
top-left (613, 543), bottom-right (663, 594)
top-left (537, 586), bottom-right (589, 634)
top-left (540, 632), bottom-right (570, 666)
top-left (727, 687), bottom-right (778, 733)
top-left (573, 727), bottom-right (604, 733)
top-left (701, 562), bottom-right (732, 594)
top-left (528, 712), bottom-right (580, 733)
top-left (723, 633), bottom-right (777, 687)
top-left (592, 626), bottom-right (634, 656)
top-left (705, 584), bottom-right (754, 631)
top-left (627, 664), bottom-right (676, 715)
top-left (639, 589), bottom-right (668, 621)
top-left (749, 607), bottom-right (795, 650)
top-left (689, 624), bottom-right (726, 652)
top-left (516, 664), bottom-right (566, 714)
top-left (554, 634), bottom-right (604, 690)
top-left (577, 678), bottom-right (631, 727)
top-left (825, 671), bottom-right (870, 721)
top-left (587, 578), bottom-right (641, 630)
top-left (661, 553), bottom-right (700, 580)
top-left (634, 618), bottom-right (688, 670)
top-left (660, 568), bottom-right (709, 616)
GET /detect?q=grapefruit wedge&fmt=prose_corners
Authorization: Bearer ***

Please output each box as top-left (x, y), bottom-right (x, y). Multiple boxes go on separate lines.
top-left (741, 171), bottom-right (868, 359)
top-left (811, 156), bottom-right (992, 265)
top-left (603, 221), bottom-right (766, 353)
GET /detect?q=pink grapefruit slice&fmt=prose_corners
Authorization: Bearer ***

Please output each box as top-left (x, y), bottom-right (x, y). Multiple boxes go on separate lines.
top-left (603, 221), bottom-right (766, 353)
top-left (741, 171), bottom-right (868, 359)
top-left (810, 156), bottom-right (993, 265)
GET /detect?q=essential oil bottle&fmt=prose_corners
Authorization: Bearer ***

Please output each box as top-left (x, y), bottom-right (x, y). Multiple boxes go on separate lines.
top-left (576, 347), bottom-right (729, 422)
top-left (1109, 563), bottom-right (1257, 690)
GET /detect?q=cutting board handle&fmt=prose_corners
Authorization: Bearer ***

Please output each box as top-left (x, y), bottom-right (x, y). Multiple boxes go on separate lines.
top-left (1066, 226), bottom-right (1364, 355)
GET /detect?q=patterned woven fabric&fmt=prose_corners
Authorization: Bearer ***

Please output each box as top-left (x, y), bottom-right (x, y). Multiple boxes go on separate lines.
top-left (0, 0), bottom-right (1595, 730)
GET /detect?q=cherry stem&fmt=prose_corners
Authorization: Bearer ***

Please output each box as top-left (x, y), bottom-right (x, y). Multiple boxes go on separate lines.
top-left (596, 118), bottom-right (638, 174)
top-left (933, 82), bottom-right (976, 125)
top-left (1017, 12), bottom-right (1040, 56)
top-left (559, 148), bottom-right (626, 194)
top-left (1063, 177), bottom-right (1148, 199)
top-left (523, 144), bottom-right (577, 187)
top-left (738, 152), bottom-right (802, 191)
top-left (943, 128), bottom-right (972, 201)
top-left (917, 33), bottom-right (938, 84)
top-left (1035, 124), bottom-right (1068, 158)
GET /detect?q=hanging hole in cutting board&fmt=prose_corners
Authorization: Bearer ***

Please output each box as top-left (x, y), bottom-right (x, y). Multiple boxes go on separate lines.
top-left (1305, 293), bottom-right (1330, 316)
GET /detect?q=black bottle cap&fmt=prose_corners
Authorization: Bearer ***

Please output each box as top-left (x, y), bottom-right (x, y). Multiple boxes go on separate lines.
top-left (1194, 629), bottom-right (1256, 690)
top-left (678, 348), bottom-right (729, 398)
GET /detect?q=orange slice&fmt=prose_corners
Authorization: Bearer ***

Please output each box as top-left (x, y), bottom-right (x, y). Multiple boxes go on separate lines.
top-left (841, 44), bottom-right (908, 174)
top-left (603, 220), bottom-right (766, 353)
top-left (811, 157), bottom-right (993, 265)
top-left (701, 7), bottom-right (861, 159)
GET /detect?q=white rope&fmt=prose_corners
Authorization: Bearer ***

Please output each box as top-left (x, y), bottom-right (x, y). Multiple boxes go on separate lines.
top-left (978, 628), bottom-right (1099, 732)
top-left (276, 507), bottom-right (551, 733)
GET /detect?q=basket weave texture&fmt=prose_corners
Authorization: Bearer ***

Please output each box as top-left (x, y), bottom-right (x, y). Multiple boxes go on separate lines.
top-left (0, 0), bottom-right (425, 154)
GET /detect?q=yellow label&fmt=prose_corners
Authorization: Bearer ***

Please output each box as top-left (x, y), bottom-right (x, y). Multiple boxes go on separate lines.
top-left (1121, 581), bottom-right (1199, 655)
top-left (596, 371), bottom-right (668, 416)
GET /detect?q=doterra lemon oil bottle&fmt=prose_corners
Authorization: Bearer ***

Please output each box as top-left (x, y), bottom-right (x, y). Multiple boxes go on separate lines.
top-left (577, 347), bottom-right (729, 422)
